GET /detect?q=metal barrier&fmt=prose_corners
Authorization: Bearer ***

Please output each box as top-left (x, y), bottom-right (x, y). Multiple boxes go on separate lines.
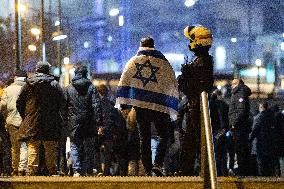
top-left (201, 91), bottom-right (218, 189)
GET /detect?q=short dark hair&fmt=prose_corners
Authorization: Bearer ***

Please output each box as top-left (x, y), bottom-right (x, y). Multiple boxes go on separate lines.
top-left (36, 63), bottom-right (50, 74)
top-left (140, 37), bottom-right (154, 48)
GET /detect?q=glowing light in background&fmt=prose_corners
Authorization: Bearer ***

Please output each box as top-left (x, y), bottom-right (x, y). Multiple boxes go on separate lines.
top-left (255, 59), bottom-right (262, 67)
top-left (107, 36), bottom-right (113, 42)
top-left (119, 15), bottom-right (124, 26)
top-left (215, 46), bottom-right (226, 70)
top-left (55, 20), bottom-right (60, 26)
top-left (184, 0), bottom-right (195, 7)
top-left (63, 57), bottom-right (70, 64)
top-left (84, 41), bottom-right (90, 48)
top-left (281, 42), bottom-right (284, 51)
top-left (28, 44), bottom-right (36, 51)
top-left (231, 37), bottom-right (237, 43)
top-left (109, 8), bottom-right (120, 17)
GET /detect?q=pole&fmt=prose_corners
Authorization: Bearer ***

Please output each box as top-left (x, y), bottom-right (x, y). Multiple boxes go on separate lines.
top-left (57, 0), bottom-right (62, 75)
top-left (247, 0), bottom-right (252, 64)
top-left (41, 0), bottom-right (46, 63)
top-left (15, 0), bottom-right (22, 70)
top-left (257, 66), bottom-right (260, 98)
top-left (201, 92), bottom-right (218, 189)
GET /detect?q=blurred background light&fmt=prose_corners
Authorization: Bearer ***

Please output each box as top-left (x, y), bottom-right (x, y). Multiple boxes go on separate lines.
top-left (119, 15), bottom-right (124, 26)
top-left (255, 59), bottom-right (262, 66)
top-left (215, 46), bottom-right (226, 70)
top-left (184, 0), bottom-right (195, 7)
top-left (55, 20), bottom-right (60, 26)
top-left (281, 42), bottom-right (284, 51)
top-left (84, 41), bottom-right (90, 48)
top-left (30, 28), bottom-right (40, 36)
top-left (28, 44), bottom-right (36, 51)
top-left (109, 8), bottom-right (120, 17)
top-left (107, 36), bottom-right (113, 42)
top-left (231, 37), bottom-right (237, 43)
top-left (18, 4), bottom-right (27, 13)
top-left (63, 57), bottom-right (70, 64)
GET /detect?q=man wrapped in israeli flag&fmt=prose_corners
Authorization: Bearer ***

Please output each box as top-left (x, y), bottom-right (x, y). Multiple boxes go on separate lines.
top-left (116, 37), bottom-right (179, 176)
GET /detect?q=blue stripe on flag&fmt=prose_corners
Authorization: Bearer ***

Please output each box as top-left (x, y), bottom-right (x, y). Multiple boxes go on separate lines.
top-left (137, 50), bottom-right (168, 62)
top-left (116, 86), bottom-right (179, 111)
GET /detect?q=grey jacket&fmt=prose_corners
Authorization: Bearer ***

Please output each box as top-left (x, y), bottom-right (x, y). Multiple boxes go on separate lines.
top-left (0, 77), bottom-right (26, 127)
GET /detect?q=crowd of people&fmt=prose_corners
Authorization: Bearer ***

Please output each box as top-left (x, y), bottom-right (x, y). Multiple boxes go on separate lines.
top-left (0, 26), bottom-right (283, 177)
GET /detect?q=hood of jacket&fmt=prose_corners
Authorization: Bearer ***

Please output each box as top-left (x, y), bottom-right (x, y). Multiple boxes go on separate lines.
top-left (71, 74), bottom-right (92, 95)
top-left (27, 73), bottom-right (55, 86)
top-left (232, 83), bottom-right (251, 97)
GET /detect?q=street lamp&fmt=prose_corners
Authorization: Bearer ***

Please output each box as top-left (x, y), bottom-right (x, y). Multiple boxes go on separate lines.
top-left (185, 0), bottom-right (195, 7)
top-left (109, 8), bottom-right (120, 17)
top-left (255, 59), bottom-right (262, 98)
top-left (31, 28), bottom-right (40, 36)
top-left (52, 31), bottom-right (67, 41)
top-left (15, 0), bottom-right (27, 70)
top-left (28, 44), bottom-right (37, 52)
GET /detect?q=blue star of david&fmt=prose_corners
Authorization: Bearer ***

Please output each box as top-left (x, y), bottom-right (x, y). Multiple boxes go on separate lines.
top-left (133, 60), bottom-right (159, 87)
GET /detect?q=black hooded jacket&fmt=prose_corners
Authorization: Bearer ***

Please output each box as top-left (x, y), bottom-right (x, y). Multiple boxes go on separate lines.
top-left (228, 83), bottom-right (251, 131)
top-left (64, 74), bottom-right (102, 139)
top-left (17, 73), bottom-right (65, 141)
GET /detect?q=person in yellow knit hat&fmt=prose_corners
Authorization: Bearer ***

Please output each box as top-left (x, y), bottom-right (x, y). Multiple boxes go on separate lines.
top-left (177, 25), bottom-right (214, 176)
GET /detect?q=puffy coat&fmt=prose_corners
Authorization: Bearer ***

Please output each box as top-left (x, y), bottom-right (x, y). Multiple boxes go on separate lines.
top-left (65, 75), bottom-right (102, 139)
top-left (17, 73), bottom-right (65, 141)
top-left (228, 83), bottom-right (251, 131)
top-left (0, 78), bottom-right (26, 127)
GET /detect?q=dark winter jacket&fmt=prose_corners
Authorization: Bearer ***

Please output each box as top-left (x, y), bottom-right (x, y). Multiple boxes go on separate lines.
top-left (178, 54), bottom-right (214, 108)
top-left (228, 83), bottom-right (251, 131)
top-left (210, 96), bottom-right (229, 138)
top-left (273, 111), bottom-right (284, 157)
top-left (100, 97), bottom-right (117, 140)
top-left (249, 110), bottom-right (276, 156)
top-left (65, 75), bottom-right (102, 140)
top-left (17, 73), bottom-right (65, 141)
top-left (0, 112), bottom-right (4, 132)
top-left (111, 109), bottom-right (128, 158)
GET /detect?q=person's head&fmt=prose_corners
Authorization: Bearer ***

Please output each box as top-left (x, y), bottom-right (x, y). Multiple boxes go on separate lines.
top-left (259, 102), bottom-right (268, 112)
top-left (212, 89), bottom-right (222, 100)
top-left (231, 78), bottom-right (243, 89)
top-left (96, 84), bottom-right (109, 98)
top-left (120, 104), bottom-right (132, 118)
top-left (36, 62), bottom-right (50, 74)
top-left (140, 37), bottom-right (155, 48)
top-left (183, 25), bottom-right (212, 52)
top-left (14, 69), bottom-right (27, 79)
top-left (74, 64), bottom-right (88, 78)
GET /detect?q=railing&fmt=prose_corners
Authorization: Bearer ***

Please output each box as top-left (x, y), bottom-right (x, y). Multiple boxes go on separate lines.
top-left (200, 91), bottom-right (218, 189)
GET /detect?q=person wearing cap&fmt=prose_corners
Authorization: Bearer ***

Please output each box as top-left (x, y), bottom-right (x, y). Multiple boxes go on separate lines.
top-left (177, 25), bottom-right (214, 176)
top-left (0, 70), bottom-right (28, 176)
top-left (16, 63), bottom-right (65, 176)
top-left (64, 64), bottom-right (103, 177)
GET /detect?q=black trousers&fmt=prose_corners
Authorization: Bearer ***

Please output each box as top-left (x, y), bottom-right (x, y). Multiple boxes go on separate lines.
top-left (257, 154), bottom-right (274, 176)
top-left (135, 108), bottom-right (170, 175)
top-left (233, 130), bottom-right (250, 176)
top-left (179, 109), bottom-right (201, 176)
